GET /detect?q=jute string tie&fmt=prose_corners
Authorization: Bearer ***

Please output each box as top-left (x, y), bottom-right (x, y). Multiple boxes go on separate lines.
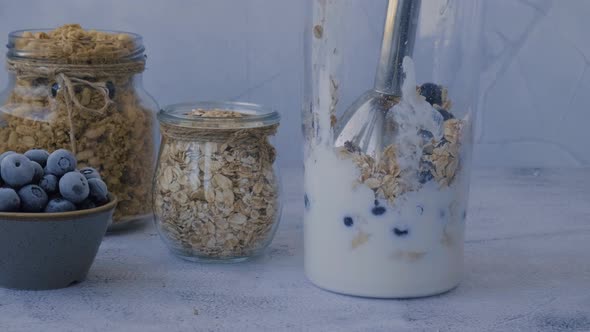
top-left (6, 58), bottom-right (145, 153)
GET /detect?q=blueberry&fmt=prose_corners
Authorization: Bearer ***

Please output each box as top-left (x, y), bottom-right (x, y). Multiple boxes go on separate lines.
top-left (0, 151), bottom-right (15, 165)
top-left (77, 199), bottom-right (96, 210)
top-left (79, 167), bottom-right (101, 180)
top-left (0, 188), bottom-right (20, 212)
top-left (374, 200), bottom-right (380, 206)
top-left (419, 129), bottom-right (434, 142)
top-left (343, 216), bottom-right (354, 227)
top-left (106, 81), bottom-right (116, 99)
top-left (46, 149), bottom-right (77, 177)
top-left (0, 151), bottom-right (16, 184)
top-left (18, 185), bottom-right (48, 212)
top-left (0, 153), bottom-right (35, 188)
top-left (371, 206), bottom-right (386, 216)
top-left (87, 178), bottom-right (108, 205)
top-left (436, 108), bottom-right (455, 121)
top-left (31, 161), bottom-right (44, 183)
top-left (51, 82), bottom-right (60, 98)
top-left (418, 170), bottom-right (434, 184)
top-left (419, 83), bottom-right (443, 106)
top-left (416, 205), bottom-right (424, 215)
top-left (393, 227), bottom-right (409, 237)
top-left (39, 174), bottom-right (59, 194)
top-left (24, 149), bottom-right (50, 167)
top-left (45, 197), bottom-right (76, 213)
top-left (304, 193), bottom-right (310, 210)
top-left (59, 171), bottom-right (89, 204)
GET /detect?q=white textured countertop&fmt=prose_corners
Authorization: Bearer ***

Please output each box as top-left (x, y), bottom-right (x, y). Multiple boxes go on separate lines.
top-left (0, 168), bottom-right (589, 332)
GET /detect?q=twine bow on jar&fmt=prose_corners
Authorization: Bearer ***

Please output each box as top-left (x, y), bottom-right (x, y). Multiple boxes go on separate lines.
top-left (55, 74), bottom-right (113, 154)
top-left (6, 59), bottom-right (145, 153)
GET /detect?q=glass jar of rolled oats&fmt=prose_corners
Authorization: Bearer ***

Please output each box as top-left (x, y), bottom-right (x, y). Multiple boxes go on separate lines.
top-left (303, 0), bottom-right (482, 297)
top-left (154, 101), bottom-right (281, 262)
top-left (0, 25), bottom-right (158, 231)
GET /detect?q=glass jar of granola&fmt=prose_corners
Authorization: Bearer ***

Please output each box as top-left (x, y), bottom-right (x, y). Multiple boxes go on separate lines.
top-left (0, 25), bottom-right (158, 231)
top-left (153, 101), bottom-right (281, 262)
top-left (303, 0), bottom-right (482, 297)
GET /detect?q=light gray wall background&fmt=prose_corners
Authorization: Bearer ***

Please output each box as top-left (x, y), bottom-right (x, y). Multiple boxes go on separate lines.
top-left (0, 0), bottom-right (587, 168)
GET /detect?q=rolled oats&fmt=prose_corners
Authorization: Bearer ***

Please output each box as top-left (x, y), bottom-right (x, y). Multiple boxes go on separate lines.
top-left (154, 108), bottom-right (280, 260)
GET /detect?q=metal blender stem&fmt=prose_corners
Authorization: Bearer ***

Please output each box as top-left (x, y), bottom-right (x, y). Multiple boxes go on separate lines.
top-left (374, 0), bottom-right (421, 96)
top-left (333, 0), bottom-right (420, 158)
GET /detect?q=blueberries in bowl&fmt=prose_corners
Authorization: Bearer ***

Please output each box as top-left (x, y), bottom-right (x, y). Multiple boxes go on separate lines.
top-left (24, 149), bottom-right (50, 167)
top-left (79, 167), bottom-right (101, 180)
top-left (45, 149), bottom-right (77, 177)
top-left (39, 174), bottom-right (59, 194)
top-left (77, 199), bottom-right (97, 210)
top-left (0, 151), bottom-right (15, 166)
top-left (0, 188), bottom-right (21, 212)
top-left (0, 148), bottom-right (111, 213)
top-left (45, 197), bottom-right (77, 213)
top-left (59, 171), bottom-right (89, 204)
top-left (1, 153), bottom-right (35, 188)
top-left (31, 161), bottom-right (44, 183)
top-left (18, 185), bottom-right (49, 212)
top-left (87, 178), bottom-right (108, 205)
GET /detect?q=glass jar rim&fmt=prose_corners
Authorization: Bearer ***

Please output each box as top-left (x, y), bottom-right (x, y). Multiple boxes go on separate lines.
top-left (6, 28), bottom-right (145, 61)
top-left (158, 101), bottom-right (281, 130)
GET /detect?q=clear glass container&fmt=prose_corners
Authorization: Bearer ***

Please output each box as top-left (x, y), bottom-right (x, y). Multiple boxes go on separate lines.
top-left (303, 0), bottom-right (482, 297)
top-left (153, 101), bottom-right (282, 262)
top-left (0, 25), bottom-right (158, 231)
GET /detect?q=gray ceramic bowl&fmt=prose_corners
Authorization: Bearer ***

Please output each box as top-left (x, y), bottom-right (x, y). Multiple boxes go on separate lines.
top-left (0, 194), bottom-right (117, 290)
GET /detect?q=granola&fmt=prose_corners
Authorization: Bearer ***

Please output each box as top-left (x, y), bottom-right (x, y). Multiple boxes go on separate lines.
top-left (421, 119), bottom-right (463, 186)
top-left (12, 24), bottom-right (137, 63)
top-left (153, 110), bottom-right (280, 259)
top-left (336, 96), bottom-right (464, 205)
top-left (0, 24), bottom-right (156, 224)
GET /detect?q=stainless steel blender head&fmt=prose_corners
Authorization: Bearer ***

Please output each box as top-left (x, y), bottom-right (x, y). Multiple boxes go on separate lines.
top-left (334, 0), bottom-right (421, 158)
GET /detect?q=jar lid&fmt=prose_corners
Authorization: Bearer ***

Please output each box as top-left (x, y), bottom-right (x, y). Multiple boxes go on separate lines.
top-left (158, 101), bottom-right (281, 130)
